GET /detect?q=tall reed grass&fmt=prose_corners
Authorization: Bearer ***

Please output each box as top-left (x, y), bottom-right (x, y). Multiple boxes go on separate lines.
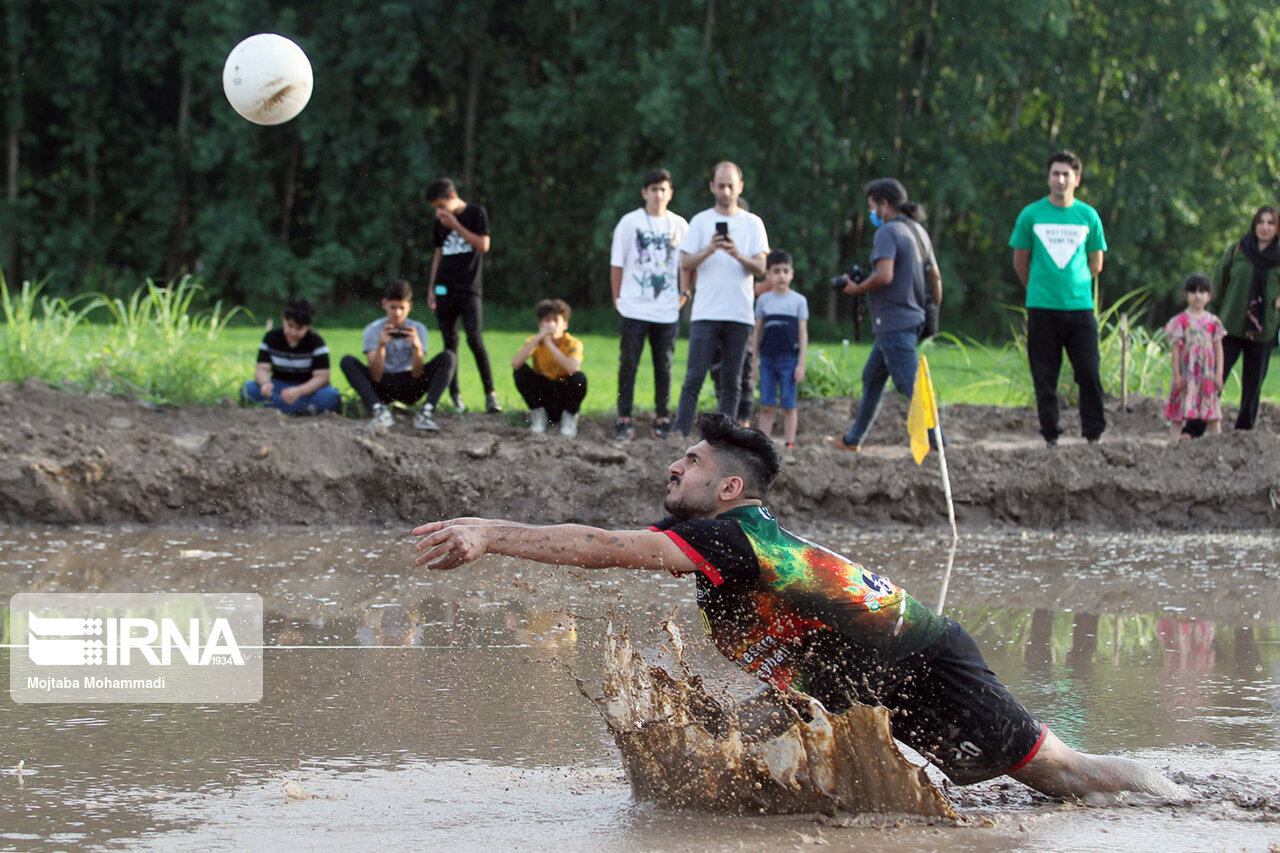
top-left (0, 275), bottom-right (245, 405)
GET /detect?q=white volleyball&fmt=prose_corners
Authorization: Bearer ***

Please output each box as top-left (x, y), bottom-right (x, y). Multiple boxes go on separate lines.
top-left (222, 33), bottom-right (313, 126)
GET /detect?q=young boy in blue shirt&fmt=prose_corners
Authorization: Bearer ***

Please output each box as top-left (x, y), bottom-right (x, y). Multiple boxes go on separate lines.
top-left (339, 279), bottom-right (456, 431)
top-left (751, 250), bottom-right (808, 447)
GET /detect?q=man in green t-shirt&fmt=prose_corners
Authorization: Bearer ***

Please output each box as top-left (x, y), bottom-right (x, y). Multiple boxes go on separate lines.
top-left (1009, 150), bottom-right (1109, 447)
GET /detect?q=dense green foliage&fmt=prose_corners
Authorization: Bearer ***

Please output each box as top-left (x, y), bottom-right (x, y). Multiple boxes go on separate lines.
top-left (3, 1), bottom-right (1279, 336)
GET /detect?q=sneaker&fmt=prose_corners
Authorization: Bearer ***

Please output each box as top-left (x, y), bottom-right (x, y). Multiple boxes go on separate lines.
top-left (1045, 438), bottom-right (1058, 449)
top-left (651, 417), bottom-right (671, 439)
top-left (450, 393), bottom-right (467, 414)
top-left (785, 442), bottom-right (796, 449)
top-left (485, 393), bottom-right (503, 414)
top-left (413, 403), bottom-right (439, 431)
top-left (369, 403), bottom-right (394, 428)
top-left (560, 411), bottom-right (579, 437)
top-left (530, 407), bottom-right (548, 434)
top-left (825, 435), bottom-right (860, 452)
top-left (613, 419), bottom-right (634, 442)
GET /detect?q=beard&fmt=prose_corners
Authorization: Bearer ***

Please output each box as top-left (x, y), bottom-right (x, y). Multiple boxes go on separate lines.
top-left (663, 479), bottom-right (719, 520)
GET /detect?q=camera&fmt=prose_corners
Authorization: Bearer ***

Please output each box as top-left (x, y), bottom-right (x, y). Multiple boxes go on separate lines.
top-left (830, 264), bottom-right (865, 290)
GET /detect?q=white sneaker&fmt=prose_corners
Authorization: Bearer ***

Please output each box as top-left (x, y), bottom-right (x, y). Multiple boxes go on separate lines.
top-left (530, 407), bottom-right (548, 434)
top-left (369, 403), bottom-right (394, 428)
top-left (412, 403), bottom-right (439, 431)
top-left (560, 411), bottom-right (579, 437)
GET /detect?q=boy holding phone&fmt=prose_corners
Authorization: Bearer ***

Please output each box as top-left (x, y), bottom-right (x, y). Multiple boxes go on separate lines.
top-left (340, 279), bottom-right (456, 430)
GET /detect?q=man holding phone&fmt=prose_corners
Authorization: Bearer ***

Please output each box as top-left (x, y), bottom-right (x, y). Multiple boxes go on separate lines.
top-left (673, 161), bottom-right (770, 437)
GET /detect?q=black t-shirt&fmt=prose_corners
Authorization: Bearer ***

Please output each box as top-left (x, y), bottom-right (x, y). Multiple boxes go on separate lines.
top-left (432, 203), bottom-right (489, 296)
top-left (255, 328), bottom-right (330, 383)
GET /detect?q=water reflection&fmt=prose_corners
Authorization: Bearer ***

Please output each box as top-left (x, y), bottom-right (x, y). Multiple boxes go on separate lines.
top-left (1, 525), bottom-right (1278, 849)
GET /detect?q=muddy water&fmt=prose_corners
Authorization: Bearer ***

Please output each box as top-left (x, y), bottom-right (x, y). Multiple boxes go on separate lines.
top-left (1, 525), bottom-right (1278, 851)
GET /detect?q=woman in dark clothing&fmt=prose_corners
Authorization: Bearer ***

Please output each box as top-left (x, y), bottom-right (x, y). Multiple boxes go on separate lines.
top-left (1211, 205), bottom-right (1280, 429)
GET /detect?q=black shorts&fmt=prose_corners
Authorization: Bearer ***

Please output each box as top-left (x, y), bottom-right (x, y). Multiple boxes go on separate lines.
top-left (879, 620), bottom-right (1047, 785)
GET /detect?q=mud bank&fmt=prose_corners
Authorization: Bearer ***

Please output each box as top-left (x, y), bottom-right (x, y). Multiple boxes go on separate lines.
top-left (1, 379), bottom-right (1277, 530)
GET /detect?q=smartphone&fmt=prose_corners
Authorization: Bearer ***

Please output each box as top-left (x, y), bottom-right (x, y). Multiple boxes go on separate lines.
top-left (388, 327), bottom-right (410, 338)
top-left (715, 221), bottom-right (729, 238)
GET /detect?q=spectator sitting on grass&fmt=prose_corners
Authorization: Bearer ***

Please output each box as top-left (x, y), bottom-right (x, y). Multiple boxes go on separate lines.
top-left (512, 299), bottom-right (587, 437)
top-left (339, 279), bottom-right (456, 431)
top-left (241, 297), bottom-right (342, 416)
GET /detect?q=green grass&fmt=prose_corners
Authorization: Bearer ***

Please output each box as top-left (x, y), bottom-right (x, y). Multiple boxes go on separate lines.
top-left (3, 276), bottom-right (1278, 415)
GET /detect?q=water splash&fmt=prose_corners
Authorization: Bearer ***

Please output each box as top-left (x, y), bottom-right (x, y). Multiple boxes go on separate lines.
top-left (579, 619), bottom-right (956, 818)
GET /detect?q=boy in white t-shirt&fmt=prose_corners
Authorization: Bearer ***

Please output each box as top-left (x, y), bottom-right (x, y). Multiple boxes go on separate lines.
top-left (752, 251), bottom-right (808, 447)
top-left (609, 168), bottom-right (690, 441)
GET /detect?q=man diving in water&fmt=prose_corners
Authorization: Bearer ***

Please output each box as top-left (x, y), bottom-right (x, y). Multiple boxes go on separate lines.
top-left (412, 413), bottom-right (1182, 799)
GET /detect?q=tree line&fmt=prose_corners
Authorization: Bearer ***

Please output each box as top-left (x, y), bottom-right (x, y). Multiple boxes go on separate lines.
top-left (3, 0), bottom-right (1277, 337)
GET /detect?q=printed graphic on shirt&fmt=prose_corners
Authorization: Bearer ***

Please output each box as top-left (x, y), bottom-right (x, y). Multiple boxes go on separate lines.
top-left (630, 228), bottom-right (679, 300)
top-left (441, 231), bottom-right (472, 257)
top-left (1032, 223), bottom-right (1089, 269)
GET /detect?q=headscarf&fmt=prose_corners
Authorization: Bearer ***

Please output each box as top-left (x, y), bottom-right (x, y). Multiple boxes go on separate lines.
top-left (1237, 230), bottom-right (1280, 339)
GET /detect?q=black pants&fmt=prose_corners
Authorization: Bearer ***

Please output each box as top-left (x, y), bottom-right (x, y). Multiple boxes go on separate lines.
top-left (674, 320), bottom-right (753, 435)
top-left (340, 352), bottom-right (455, 409)
top-left (1186, 334), bottom-right (1274, 434)
top-left (1026, 308), bottom-right (1106, 441)
top-left (434, 293), bottom-right (495, 398)
top-left (616, 316), bottom-right (679, 419)
top-left (712, 348), bottom-right (755, 423)
top-left (513, 365), bottom-right (587, 422)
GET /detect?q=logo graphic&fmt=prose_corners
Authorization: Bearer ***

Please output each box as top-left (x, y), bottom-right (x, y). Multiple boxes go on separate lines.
top-left (27, 615), bottom-right (105, 665)
top-left (1032, 223), bottom-right (1090, 270)
top-left (11, 593), bottom-right (262, 704)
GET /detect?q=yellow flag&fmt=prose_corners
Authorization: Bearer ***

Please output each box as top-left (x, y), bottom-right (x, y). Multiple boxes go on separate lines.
top-left (907, 354), bottom-right (936, 464)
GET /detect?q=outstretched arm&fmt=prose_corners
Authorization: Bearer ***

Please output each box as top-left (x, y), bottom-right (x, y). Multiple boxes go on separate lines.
top-left (412, 517), bottom-right (696, 574)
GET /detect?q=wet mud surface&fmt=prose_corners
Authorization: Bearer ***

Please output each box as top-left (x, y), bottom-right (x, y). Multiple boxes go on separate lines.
top-left (3, 526), bottom-right (1279, 851)
top-left (2, 379), bottom-right (1279, 531)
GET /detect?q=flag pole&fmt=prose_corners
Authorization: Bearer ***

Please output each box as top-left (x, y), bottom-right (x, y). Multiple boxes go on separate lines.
top-left (908, 355), bottom-right (959, 612)
top-left (935, 538), bottom-right (958, 614)
top-left (920, 356), bottom-right (958, 542)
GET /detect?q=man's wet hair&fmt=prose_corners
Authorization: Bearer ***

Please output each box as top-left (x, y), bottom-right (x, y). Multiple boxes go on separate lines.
top-left (766, 249), bottom-right (792, 269)
top-left (696, 412), bottom-right (782, 498)
top-left (535, 298), bottom-right (571, 321)
top-left (383, 279), bottom-right (412, 301)
top-left (283, 297), bottom-right (315, 326)
top-left (1047, 149), bottom-right (1083, 178)
top-left (642, 168), bottom-right (672, 189)
top-left (425, 177), bottom-right (457, 201)
top-left (1184, 273), bottom-right (1212, 294)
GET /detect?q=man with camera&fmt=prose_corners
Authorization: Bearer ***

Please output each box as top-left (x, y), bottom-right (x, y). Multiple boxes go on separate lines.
top-left (828, 178), bottom-right (942, 452)
top-left (673, 161), bottom-right (770, 437)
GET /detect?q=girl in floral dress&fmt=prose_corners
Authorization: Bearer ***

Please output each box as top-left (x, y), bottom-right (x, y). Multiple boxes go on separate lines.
top-left (1164, 274), bottom-right (1226, 442)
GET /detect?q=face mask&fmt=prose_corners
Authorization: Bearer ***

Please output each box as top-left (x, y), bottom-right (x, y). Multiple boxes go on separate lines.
top-left (869, 209), bottom-right (884, 228)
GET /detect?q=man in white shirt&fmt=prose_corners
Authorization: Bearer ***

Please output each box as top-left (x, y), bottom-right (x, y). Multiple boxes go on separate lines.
top-left (672, 161), bottom-right (769, 436)
top-left (609, 168), bottom-right (690, 441)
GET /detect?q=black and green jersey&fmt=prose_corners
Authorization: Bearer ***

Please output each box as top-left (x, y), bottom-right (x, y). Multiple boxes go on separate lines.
top-left (652, 505), bottom-right (948, 711)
